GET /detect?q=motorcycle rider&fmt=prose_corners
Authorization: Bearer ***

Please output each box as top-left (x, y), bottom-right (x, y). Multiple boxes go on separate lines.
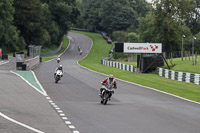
top-left (54, 65), bottom-right (63, 78)
top-left (57, 57), bottom-right (60, 63)
top-left (99, 74), bottom-right (117, 100)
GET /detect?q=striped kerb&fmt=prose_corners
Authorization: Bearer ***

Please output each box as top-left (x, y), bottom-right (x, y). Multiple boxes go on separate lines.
top-left (194, 74), bottom-right (200, 85)
top-left (169, 70), bottom-right (172, 79)
top-left (159, 68), bottom-right (162, 76)
top-left (190, 74), bottom-right (195, 83)
top-left (123, 64), bottom-right (125, 70)
top-left (186, 73), bottom-right (190, 83)
top-left (178, 72), bottom-right (183, 81)
top-left (165, 69), bottom-right (169, 78)
top-left (175, 72), bottom-right (178, 80)
top-left (171, 71), bottom-right (175, 80)
top-left (162, 69), bottom-right (165, 77)
top-left (182, 73), bottom-right (186, 82)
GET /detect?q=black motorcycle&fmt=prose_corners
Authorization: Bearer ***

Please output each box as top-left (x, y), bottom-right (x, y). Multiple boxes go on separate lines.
top-left (100, 83), bottom-right (114, 105)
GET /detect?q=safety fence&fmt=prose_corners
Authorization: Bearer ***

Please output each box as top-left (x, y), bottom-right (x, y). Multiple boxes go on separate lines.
top-left (40, 42), bottom-right (63, 57)
top-left (158, 67), bottom-right (200, 85)
top-left (101, 59), bottom-right (138, 73)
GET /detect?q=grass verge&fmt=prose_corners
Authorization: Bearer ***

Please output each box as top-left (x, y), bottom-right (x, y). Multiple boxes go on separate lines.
top-left (72, 30), bottom-right (200, 102)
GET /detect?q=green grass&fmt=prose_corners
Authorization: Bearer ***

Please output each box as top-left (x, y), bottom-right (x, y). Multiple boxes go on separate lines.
top-left (164, 57), bottom-right (200, 74)
top-left (42, 36), bottom-right (69, 62)
top-left (72, 30), bottom-right (200, 102)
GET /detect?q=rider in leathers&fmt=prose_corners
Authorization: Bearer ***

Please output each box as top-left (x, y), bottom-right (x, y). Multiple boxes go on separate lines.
top-left (54, 65), bottom-right (63, 78)
top-left (99, 75), bottom-right (117, 100)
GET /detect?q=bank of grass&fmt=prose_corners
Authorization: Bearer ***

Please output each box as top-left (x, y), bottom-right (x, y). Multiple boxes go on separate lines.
top-left (165, 57), bottom-right (200, 74)
top-left (72, 30), bottom-right (200, 102)
top-left (42, 36), bottom-right (69, 62)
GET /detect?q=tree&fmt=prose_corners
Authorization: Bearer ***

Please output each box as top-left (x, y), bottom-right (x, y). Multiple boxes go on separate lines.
top-left (48, 0), bottom-right (79, 44)
top-left (14, 0), bottom-right (47, 47)
top-left (112, 31), bottom-right (127, 42)
top-left (100, 0), bottom-right (135, 34)
top-left (127, 32), bottom-right (139, 42)
top-left (151, 0), bottom-right (188, 52)
top-left (0, 0), bottom-right (25, 52)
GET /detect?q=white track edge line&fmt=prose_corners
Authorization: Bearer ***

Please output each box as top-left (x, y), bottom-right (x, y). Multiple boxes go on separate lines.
top-left (42, 34), bottom-right (71, 63)
top-left (10, 71), bottom-right (47, 96)
top-left (31, 70), bottom-right (47, 96)
top-left (0, 112), bottom-right (45, 133)
top-left (0, 60), bottom-right (9, 66)
top-left (75, 33), bottom-right (200, 106)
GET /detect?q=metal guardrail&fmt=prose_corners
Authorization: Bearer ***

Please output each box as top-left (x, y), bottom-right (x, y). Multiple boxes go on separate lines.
top-left (40, 42), bottom-right (63, 57)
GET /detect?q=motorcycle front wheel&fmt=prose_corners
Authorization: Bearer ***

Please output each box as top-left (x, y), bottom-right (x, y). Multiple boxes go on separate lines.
top-left (103, 93), bottom-right (109, 105)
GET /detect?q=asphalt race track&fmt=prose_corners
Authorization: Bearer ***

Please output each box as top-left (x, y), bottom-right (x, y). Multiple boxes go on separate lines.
top-left (34, 32), bottom-right (200, 133)
top-left (0, 57), bottom-right (71, 133)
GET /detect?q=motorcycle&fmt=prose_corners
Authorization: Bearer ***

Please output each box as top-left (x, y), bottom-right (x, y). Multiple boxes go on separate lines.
top-left (54, 70), bottom-right (63, 83)
top-left (80, 49), bottom-right (83, 55)
top-left (100, 82), bottom-right (114, 105)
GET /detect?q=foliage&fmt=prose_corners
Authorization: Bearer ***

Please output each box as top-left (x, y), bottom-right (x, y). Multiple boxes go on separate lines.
top-left (112, 31), bottom-right (127, 42)
top-left (0, 0), bottom-right (25, 52)
top-left (76, 30), bottom-right (200, 102)
top-left (127, 32), bottom-right (139, 42)
top-left (77, 0), bottom-right (150, 34)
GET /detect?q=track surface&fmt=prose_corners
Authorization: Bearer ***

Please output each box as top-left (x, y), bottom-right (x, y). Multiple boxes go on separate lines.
top-left (34, 32), bottom-right (200, 133)
top-left (0, 58), bottom-right (71, 132)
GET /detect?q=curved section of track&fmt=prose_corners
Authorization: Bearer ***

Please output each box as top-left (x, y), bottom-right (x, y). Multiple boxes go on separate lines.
top-left (34, 32), bottom-right (200, 133)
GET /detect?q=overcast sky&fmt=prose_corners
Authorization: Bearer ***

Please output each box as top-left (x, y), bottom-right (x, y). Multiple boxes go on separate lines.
top-left (146, 0), bottom-right (152, 3)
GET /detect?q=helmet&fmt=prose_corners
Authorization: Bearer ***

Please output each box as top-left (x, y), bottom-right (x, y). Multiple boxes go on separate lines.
top-left (59, 65), bottom-right (62, 68)
top-left (57, 57), bottom-right (60, 60)
top-left (109, 74), bottom-right (114, 82)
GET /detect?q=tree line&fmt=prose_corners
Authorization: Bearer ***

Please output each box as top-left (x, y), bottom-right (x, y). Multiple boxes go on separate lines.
top-left (75, 0), bottom-right (200, 53)
top-left (0, 0), bottom-right (79, 52)
top-left (1, 0), bottom-right (199, 53)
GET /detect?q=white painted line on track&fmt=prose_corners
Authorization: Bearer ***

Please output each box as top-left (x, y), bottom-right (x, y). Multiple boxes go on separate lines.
top-left (69, 125), bottom-right (75, 129)
top-left (75, 34), bottom-right (200, 106)
top-left (46, 97), bottom-right (50, 100)
top-left (0, 112), bottom-right (45, 133)
top-left (10, 71), bottom-right (47, 96)
top-left (65, 121), bottom-right (71, 124)
top-left (62, 117), bottom-right (68, 120)
top-left (0, 60), bottom-right (9, 66)
top-left (73, 131), bottom-right (80, 133)
top-left (31, 70), bottom-right (47, 96)
top-left (42, 34), bottom-right (71, 64)
top-left (77, 61), bottom-right (200, 105)
top-left (48, 100), bottom-right (53, 103)
top-left (60, 113), bottom-right (65, 116)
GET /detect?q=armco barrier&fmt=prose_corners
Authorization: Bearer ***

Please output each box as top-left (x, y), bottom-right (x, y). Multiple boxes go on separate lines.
top-left (158, 67), bottom-right (200, 85)
top-left (101, 59), bottom-right (138, 73)
top-left (40, 42), bottom-right (62, 57)
top-left (24, 56), bottom-right (40, 70)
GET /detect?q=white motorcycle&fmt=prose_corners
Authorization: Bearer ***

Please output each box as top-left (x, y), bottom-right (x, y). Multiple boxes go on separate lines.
top-left (55, 70), bottom-right (63, 83)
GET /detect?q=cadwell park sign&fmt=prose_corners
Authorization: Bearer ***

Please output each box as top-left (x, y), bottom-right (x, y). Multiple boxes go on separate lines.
top-left (124, 43), bottom-right (162, 53)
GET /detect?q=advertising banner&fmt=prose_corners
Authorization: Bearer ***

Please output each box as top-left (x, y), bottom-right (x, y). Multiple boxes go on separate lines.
top-left (124, 43), bottom-right (162, 53)
top-left (0, 48), bottom-right (2, 56)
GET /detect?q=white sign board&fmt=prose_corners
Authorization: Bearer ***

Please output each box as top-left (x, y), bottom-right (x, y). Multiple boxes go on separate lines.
top-left (124, 43), bottom-right (162, 53)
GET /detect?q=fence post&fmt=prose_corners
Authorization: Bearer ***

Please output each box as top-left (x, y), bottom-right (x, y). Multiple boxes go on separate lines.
top-left (189, 51), bottom-right (190, 61)
top-left (195, 51), bottom-right (197, 65)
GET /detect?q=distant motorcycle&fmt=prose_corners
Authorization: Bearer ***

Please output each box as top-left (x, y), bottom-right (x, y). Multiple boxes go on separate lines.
top-left (100, 82), bottom-right (114, 105)
top-left (80, 49), bottom-right (83, 55)
top-left (54, 70), bottom-right (63, 83)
